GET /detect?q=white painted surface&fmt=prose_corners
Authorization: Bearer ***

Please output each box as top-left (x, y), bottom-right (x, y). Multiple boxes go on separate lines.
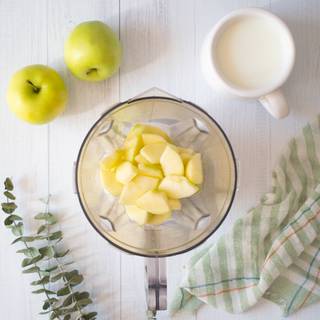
top-left (0, 0), bottom-right (319, 319)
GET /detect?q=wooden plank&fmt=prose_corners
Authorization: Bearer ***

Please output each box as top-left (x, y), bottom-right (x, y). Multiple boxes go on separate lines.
top-left (47, 0), bottom-right (121, 319)
top-left (119, 0), bottom-right (197, 319)
top-left (0, 1), bottom-right (48, 319)
top-left (189, 0), bottom-right (273, 319)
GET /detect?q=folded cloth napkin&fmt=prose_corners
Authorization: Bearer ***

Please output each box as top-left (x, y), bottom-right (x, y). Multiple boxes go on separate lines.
top-left (170, 116), bottom-right (320, 316)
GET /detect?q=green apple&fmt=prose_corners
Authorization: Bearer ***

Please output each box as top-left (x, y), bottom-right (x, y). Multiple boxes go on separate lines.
top-left (6, 65), bottom-right (67, 124)
top-left (64, 21), bottom-right (122, 81)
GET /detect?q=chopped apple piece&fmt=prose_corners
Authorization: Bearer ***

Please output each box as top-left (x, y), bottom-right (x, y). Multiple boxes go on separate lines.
top-left (133, 175), bottom-right (159, 191)
top-left (138, 163), bottom-right (163, 179)
top-left (100, 150), bottom-right (125, 172)
top-left (168, 198), bottom-right (181, 210)
top-left (177, 147), bottom-right (194, 154)
top-left (160, 145), bottom-right (184, 176)
top-left (147, 212), bottom-right (172, 225)
top-left (186, 153), bottom-right (203, 184)
top-left (140, 142), bottom-right (167, 164)
top-left (125, 205), bottom-right (149, 225)
top-left (135, 154), bottom-right (150, 165)
top-left (115, 161), bottom-right (138, 184)
top-left (125, 205), bottom-right (171, 225)
top-left (126, 124), bottom-right (171, 142)
top-left (100, 170), bottom-right (123, 196)
top-left (159, 175), bottom-right (199, 199)
top-left (136, 190), bottom-right (170, 214)
top-left (142, 133), bottom-right (166, 145)
top-left (119, 175), bottom-right (159, 205)
top-left (124, 135), bottom-right (143, 161)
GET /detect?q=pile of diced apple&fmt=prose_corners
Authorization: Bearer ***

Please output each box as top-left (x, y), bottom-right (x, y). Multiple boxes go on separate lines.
top-left (100, 124), bottom-right (203, 226)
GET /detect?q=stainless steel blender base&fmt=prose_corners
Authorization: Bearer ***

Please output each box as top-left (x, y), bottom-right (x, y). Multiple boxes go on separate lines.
top-left (145, 258), bottom-right (167, 318)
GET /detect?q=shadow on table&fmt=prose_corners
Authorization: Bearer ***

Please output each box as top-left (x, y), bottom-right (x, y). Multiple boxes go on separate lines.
top-left (270, 0), bottom-right (320, 121)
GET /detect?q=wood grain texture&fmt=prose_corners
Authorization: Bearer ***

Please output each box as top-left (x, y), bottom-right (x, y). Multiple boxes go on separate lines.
top-left (0, 0), bottom-right (320, 319)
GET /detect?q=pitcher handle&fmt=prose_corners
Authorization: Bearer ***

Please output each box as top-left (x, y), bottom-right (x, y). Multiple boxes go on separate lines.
top-left (259, 88), bottom-right (289, 119)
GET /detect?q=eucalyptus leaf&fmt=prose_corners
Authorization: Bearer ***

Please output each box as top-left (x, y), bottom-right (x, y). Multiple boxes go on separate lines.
top-left (12, 235), bottom-right (42, 244)
top-left (1, 202), bottom-right (17, 214)
top-left (4, 214), bottom-right (22, 226)
top-left (22, 266), bottom-right (40, 274)
top-left (35, 212), bottom-right (57, 225)
top-left (39, 270), bottom-right (50, 276)
top-left (39, 310), bottom-right (51, 315)
top-left (4, 177), bottom-right (13, 191)
top-left (50, 272), bottom-right (66, 283)
top-left (11, 222), bottom-right (23, 236)
top-left (45, 265), bottom-right (59, 272)
top-left (54, 249), bottom-right (70, 258)
top-left (43, 298), bottom-right (58, 310)
top-left (57, 286), bottom-right (71, 296)
top-left (39, 245), bottom-right (55, 258)
top-left (21, 255), bottom-right (43, 267)
top-left (65, 270), bottom-right (79, 280)
top-left (75, 291), bottom-right (90, 301)
top-left (48, 231), bottom-right (63, 241)
top-left (77, 298), bottom-right (92, 307)
top-left (4, 190), bottom-right (15, 200)
top-left (61, 293), bottom-right (74, 307)
top-left (17, 247), bottom-right (39, 257)
top-left (32, 288), bottom-right (55, 295)
top-left (69, 275), bottom-right (84, 287)
top-left (31, 276), bottom-right (50, 286)
top-left (82, 312), bottom-right (97, 320)
top-left (50, 310), bottom-right (61, 320)
top-left (37, 225), bottom-right (47, 234)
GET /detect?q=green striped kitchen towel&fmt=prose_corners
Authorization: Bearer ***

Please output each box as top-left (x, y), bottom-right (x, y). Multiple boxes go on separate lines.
top-left (170, 116), bottom-right (320, 316)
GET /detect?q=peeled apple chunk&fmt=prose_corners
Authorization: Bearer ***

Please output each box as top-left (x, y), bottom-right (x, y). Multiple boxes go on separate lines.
top-left (168, 198), bottom-right (181, 210)
top-left (140, 142), bottom-right (167, 164)
top-left (115, 161), bottom-right (138, 184)
top-left (177, 147), bottom-right (194, 165)
top-left (100, 151), bottom-right (124, 196)
top-left (125, 205), bottom-right (149, 225)
top-left (186, 153), bottom-right (203, 184)
top-left (136, 190), bottom-right (170, 214)
top-left (119, 175), bottom-right (159, 205)
top-left (126, 124), bottom-right (171, 142)
top-left (159, 175), bottom-right (199, 199)
top-left (100, 150), bottom-right (124, 171)
top-left (138, 163), bottom-right (163, 179)
top-left (160, 145), bottom-right (184, 176)
top-left (148, 212), bottom-right (172, 225)
top-left (125, 205), bottom-right (171, 225)
top-left (135, 154), bottom-right (150, 165)
top-left (124, 135), bottom-right (143, 161)
top-left (100, 170), bottom-right (123, 196)
top-left (142, 133), bottom-right (166, 145)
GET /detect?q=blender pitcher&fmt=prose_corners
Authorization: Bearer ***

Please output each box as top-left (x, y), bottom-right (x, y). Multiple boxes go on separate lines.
top-left (75, 88), bottom-right (237, 317)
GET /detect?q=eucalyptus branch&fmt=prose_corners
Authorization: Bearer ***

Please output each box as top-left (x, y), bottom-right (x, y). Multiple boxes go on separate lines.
top-left (1, 178), bottom-right (97, 320)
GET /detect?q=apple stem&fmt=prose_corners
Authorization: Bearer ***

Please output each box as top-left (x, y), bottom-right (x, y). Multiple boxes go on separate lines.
top-left (26, 80), bottom-right (41, 93)
top-left (86, 68), bottom-right (98, 76)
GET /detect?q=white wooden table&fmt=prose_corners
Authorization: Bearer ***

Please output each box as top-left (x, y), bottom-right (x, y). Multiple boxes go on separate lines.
top-left (0, 0), bottom-right (319, 319)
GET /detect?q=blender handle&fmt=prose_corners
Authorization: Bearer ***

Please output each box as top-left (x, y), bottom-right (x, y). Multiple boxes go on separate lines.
top-left (145, 257), bottom-right (167, 318)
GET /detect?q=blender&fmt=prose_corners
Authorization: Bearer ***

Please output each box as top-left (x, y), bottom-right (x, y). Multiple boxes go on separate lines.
top-left (75, 88), bottom-right (237, 317)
